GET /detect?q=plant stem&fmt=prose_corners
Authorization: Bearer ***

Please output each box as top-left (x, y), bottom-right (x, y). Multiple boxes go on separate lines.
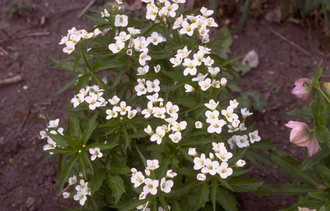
top-left (318, 87), bottom-right (330, 105)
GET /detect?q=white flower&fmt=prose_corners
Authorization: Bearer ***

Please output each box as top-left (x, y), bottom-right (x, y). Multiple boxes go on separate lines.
top-left (137, 201), bottom-right (149, 210)
top-left (147, 159), bottom-right (160, 170)
top-left (188, 148), bottom-right (197, 156)
top-left (139, 192), bottom-right (147, 200)
top-left (249, 130), bottom-right (261, 143)
top-left (43, 138), bottom-right (56, 154)
top-left (221, 107), bottom-right (238, 123)
top-left (184, 84), bottom-right (194, 92)
top-left (201, 159), bottom-right (219, 175)
top-left (217, 162), bottom-right (233, 179)
top-left (235, 159), bottom-right (246, 167)
top-left (195, 121), bottom-right (203, 129)
top-left (144, 125), bottom-right (154, 135)
top-left (205, 110), bottom-right (219, 123)
top-left (198, 78), bottom-right (212, 91)
top-left (137, 65), bottom-right (149, 75)
top-left (113, 101), bottom-right (131, 115)
top-left (227, 135), bottom-right (239, 149)
top-left (73, 191), bottom-right (87, 205)
top-left (63, 41), bottom-right (75, 54)
top-left (115, 31), bottom-right (131, 42)
top-left (109, 95), bottom-right (120, 105)
top-left (207, 119), bottom-right (226, 134)
top-left (197, 173), bottom-right (206, 181)
top-left (229, 99), bottom-right (239, 109)
top-left (146, 3), bottom-right (158, 21)
top-left (147, 32), bottom-right (164, 45)
top-left (131, 171), bottom-right (145, 188)
top-left (146, 79), bottom-right (160, 93)
top-left (207, 67), bottom-right (220, 77)
top-left (150, 126), bottom-right (166, 144)
top-left (220, 78), bottom-right (227, 86)
top-left (139, 51), bottom-right (152, 66)
top-left (101, 8), bottom-right (110, 17)
top-left (62, 192), bottom-right (70, 199)
top-left (241, 108), bottom-right (253, 118)
top-left (48, 119), bottom-right (60, 128)
top-left (68, 175), bottom-right (77, 185)
top-left (135, 83), bottom-right (147, 96)
top-left (204, 99), bottom-right (219, 111)
top-left (236, 135), bottom-right (250, 148)
top-left (215, 148), bottom-right (233, 162)
top-left (114, 14), bottom-right (128, 27)
top-left (154, 64), bottom-right (161, 73)
top-left (182, 58), bottom-right (197, 76)
top-left (153, 107), bottom-right (166, 119)
top-left (143, 178), bottom-right (159, 195)
top-left (166, 169), bottom-right (177, 178)
top-left (200, 7), bottom-right (214, 17)
top-left (171, 121), bottom-right (187, 131)
top-left (160, 177), bottom-right (174, 193)
top-left (193, 153), bottom-right (206, 170)
top-left (127, 109), bottom-right (137, 119)
top-left (108, 40), bottom-right (125, 53)
top-left (89, 147), bottom-right (103, 161)
top-left (127, 27), bottom-right (141, 36)
top-left (106, 109), bottom-right (118, 120)
top-left (169, 131), bottom-right (182, 143)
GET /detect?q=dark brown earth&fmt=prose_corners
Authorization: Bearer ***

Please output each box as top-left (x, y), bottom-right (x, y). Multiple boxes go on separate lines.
top-left (0, 1), bottom-right (329, 211)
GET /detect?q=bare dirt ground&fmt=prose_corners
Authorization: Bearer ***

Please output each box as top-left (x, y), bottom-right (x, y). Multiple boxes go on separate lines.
top-left (0, 0), bottom-right (329, 211)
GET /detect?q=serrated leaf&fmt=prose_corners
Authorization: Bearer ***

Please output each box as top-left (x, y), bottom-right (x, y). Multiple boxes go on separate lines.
top-left (110, 160), bottom-right (131, 175)
top-left (194, 183), bottom-right (210, 209)
top-left (313, 125), bottom-right (330, 144)
top-left (301, 147), bottom-right (330, 170)
top-left (82, 112), bottom-right (98, 145)
top-left (287, 108), bottom-right (313, 120)
top-left (60, 154), bottom-right (79, 191)
top-left (106, 174), bottom-right (125, 204)
top-left (89, 168), bottom-right (107, 195)
top-left (217, 187), bottom-right (238, 211)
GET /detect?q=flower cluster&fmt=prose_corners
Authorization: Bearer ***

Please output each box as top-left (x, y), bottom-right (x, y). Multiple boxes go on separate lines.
top-left (39, 119), bottom-right (64, 154)
top-left (62, 175), bottom-right (91, 206)
top-left (131, 159), bottom-right (177, 210)
top-left (144, 0), bottom-right (185, 20)
top-left (71, 85), bottom-right (107, 110)
top-left (142, 96), bottom-right (187, 144)
top-left (59, 27), bottom-right (101, 54)
top-left (189, 142), bottom-right (246, 180)
top-left (106, 95), bottom-right (138, 120)
top-left (173, 7), bottom-right (218, 42)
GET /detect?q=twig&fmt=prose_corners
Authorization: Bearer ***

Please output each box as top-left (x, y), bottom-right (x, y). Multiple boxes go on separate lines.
top-left (0, 75), bottom-right (23, 86)
top-left (15, 103), bottom-right (31, 138)
top-left (77, 0), bottom-right (96, 18)
top-left (267, 27), bottom-right (312, 56)
top-left (0, 45), bottom-right (8, 56)
top-left (0, 31), bottom-right (51, 44)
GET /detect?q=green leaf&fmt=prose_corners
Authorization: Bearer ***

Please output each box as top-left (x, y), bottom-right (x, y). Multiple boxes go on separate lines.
top-left (287, 108), bottom-right (313, 120)
top-left (75, 74), bottom-right (90, 93)
top-left (313, 125), bottom-right (330, 144)
top-left (56, 77), bottom-right (78, 95)
top-left (249, 90), bottom-right (267, 112)
top-left (86, 141), bottom-right (118, 151)
top-left (227, 178), bottom-right (263, 192)
top-left (106, 174), bottom-right (126, 204)
top-left (113, 199), bottom-right (148, 211)
top-left (60, 154), bottom-right (79, 191)
top-left (314, 164), bottom-right (330, 187)
top-left (309, 191), bottom-right (330, 201)
top-left (110, 68), bottom-right (126, 89)
top-left (312, 60), bottom-right (323, 84)
top-left (81, 150), bottom-right (94, 174)
top-left (194, 183), bottom-right (210, 209)
top-left (283, 200), bottom-right (323, 211)
top-left (159, 194), bottom-right (170, 211)
top-left (174, 96), bottom-right (202, 109)
top-left (311, 98), bottom-right (326, 126)
top-left (89, 168), bottom-right (107, 195)
top-left (217, 187), bottom-right (238, 211)
top-left (244, 149), bottom-right (273, 166)
top-left (82, 112), bottom-right (98, 145)
top-left (270, 150), bottom-right (318, 186)
top-left (301, 147), bottom-right (330, 170)
top-left (253, 184), bottom-right (315, 195)
top-left (211, 179), bottom-right (218, 211)
top-left (234, 64), bottom-right (251, 76)
top-left (110, 160), bottom-right (131, 175)
top-left (216, 26), bottom-right (233, 59)
top-left (248, 140), bottom-right (282, 150)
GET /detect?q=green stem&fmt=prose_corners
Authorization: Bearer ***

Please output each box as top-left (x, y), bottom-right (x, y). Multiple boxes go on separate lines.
top-left (318, 87), bottom-right (330, 105)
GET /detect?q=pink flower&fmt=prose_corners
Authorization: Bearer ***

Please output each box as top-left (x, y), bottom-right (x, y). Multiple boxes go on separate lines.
top-left (292, 78), bottom-right (313, 101)
top-left (285, 121), bottom-right (321, 157)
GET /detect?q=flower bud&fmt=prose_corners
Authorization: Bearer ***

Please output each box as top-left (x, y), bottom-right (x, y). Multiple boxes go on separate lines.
top-left (292, 78), bottom-right (313, 101)
top-left (285, 121), bottom-right (320, 157)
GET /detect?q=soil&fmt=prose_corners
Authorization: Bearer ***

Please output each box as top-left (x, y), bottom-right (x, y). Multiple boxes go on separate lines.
top-left (0, 1), bottom-right (329, 211)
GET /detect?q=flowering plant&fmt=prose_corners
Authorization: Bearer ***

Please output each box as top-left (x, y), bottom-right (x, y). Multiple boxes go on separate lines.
top-left (259, 62), bottom-right (330, 211)
top-left (40, 1), bottom-right (277, 210)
